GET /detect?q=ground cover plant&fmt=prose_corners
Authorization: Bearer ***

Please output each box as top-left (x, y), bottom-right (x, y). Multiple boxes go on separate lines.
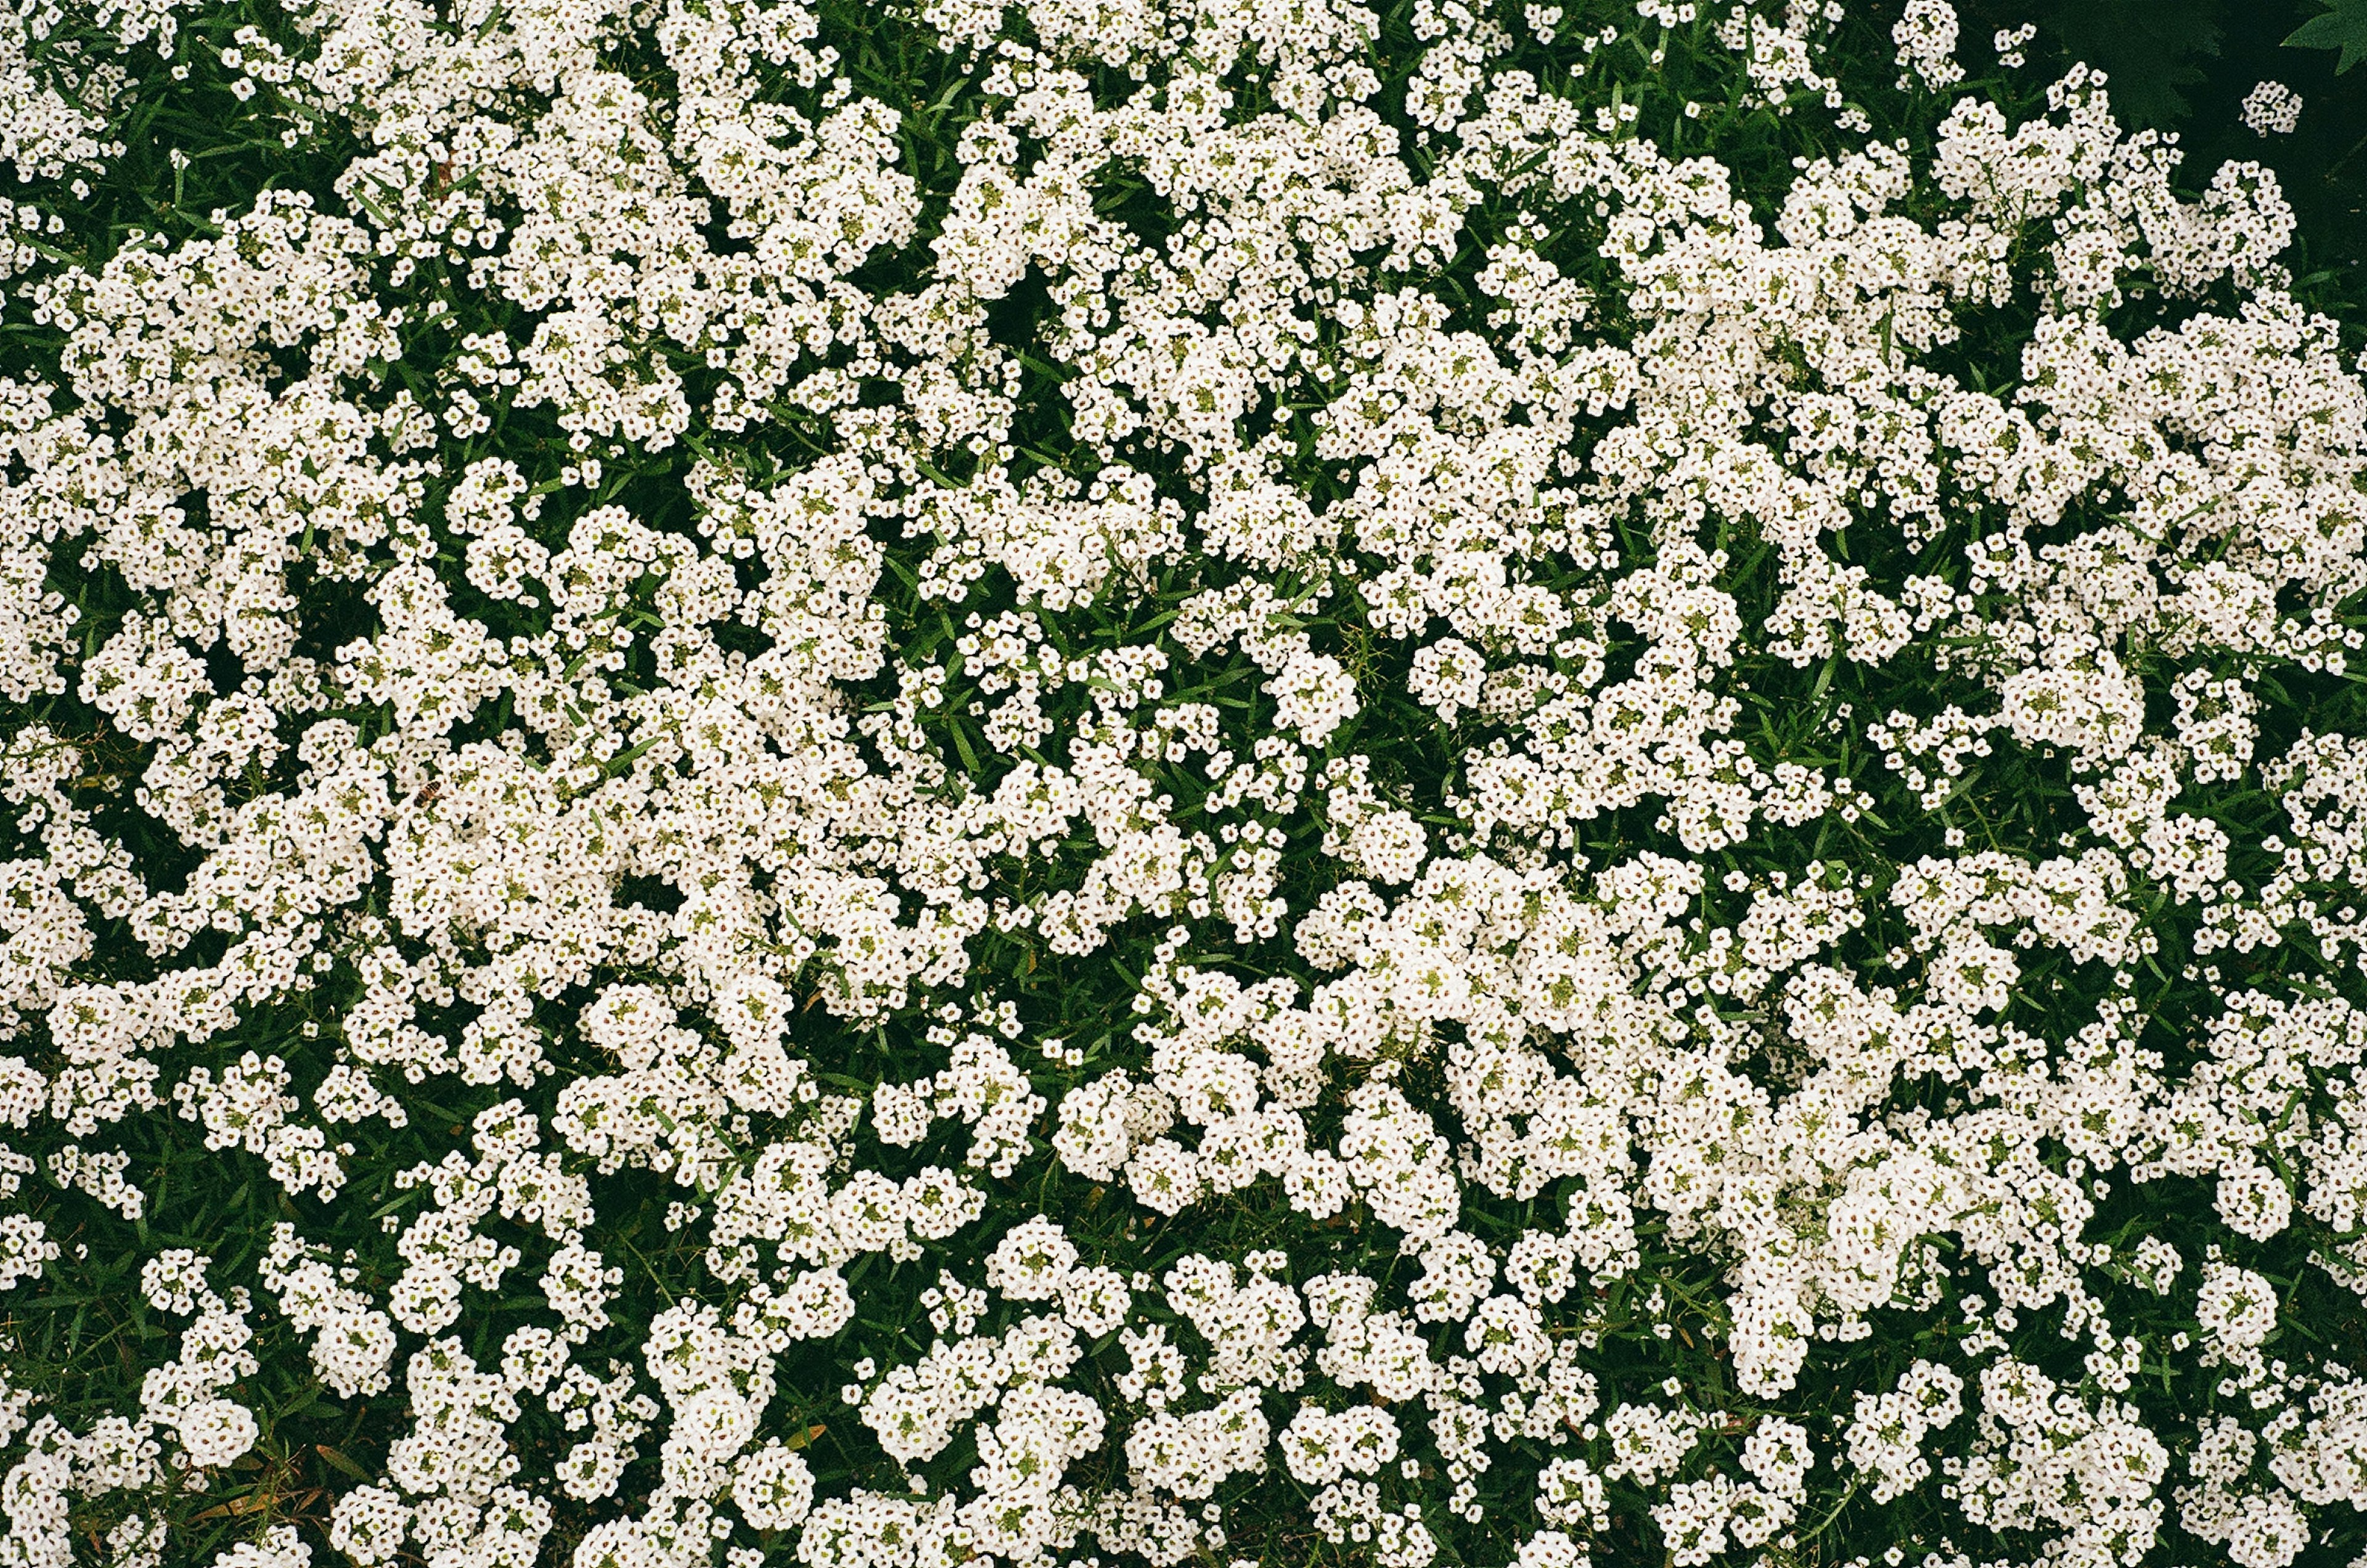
top-left (6, 0), bottom-right (2367, 1565)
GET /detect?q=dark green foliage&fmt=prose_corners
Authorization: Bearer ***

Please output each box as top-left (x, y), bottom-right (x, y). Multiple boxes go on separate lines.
top-left (2050, 0), bottom-right (2223, 125)
top-left (2288, 0), bottom-right (2367, 73)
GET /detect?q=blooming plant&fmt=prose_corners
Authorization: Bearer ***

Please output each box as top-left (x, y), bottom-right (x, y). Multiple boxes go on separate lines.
top-left (2, 1), bottom-right (2366, 1567)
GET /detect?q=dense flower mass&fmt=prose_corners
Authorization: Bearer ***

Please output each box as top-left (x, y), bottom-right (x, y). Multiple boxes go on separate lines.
top-left (2, 0), bottom-right (2367, 1566)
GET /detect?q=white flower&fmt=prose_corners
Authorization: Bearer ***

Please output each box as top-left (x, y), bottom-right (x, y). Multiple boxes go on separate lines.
top-left (175, 1399), bottom-right (259, 1468)
top-left (735, 1441), bottom-right (819, 1530)
top-left (2242, 81), bottom-right (2302, 137)
top-left (987, 1216), bottom-right (1080, 1301)
top-left (10, 2), bottom-right (2367, 1563)
top-left (2197, 1262), bottom-right (2279, 1350)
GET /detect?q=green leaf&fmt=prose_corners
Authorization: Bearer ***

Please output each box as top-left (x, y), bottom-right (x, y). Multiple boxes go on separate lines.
top-left (315, 1445), bottom-right (370, 1481)
top-left (2036, 0), bottom-right (2222, 125)
top-left (2288, 0), bottom-right (2367, 71)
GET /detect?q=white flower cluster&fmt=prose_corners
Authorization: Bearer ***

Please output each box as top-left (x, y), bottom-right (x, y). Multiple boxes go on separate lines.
top-left (3, 1), bottom-right (2367, 1567)
top-left (2242, 80), bottom-right (2303, 139)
